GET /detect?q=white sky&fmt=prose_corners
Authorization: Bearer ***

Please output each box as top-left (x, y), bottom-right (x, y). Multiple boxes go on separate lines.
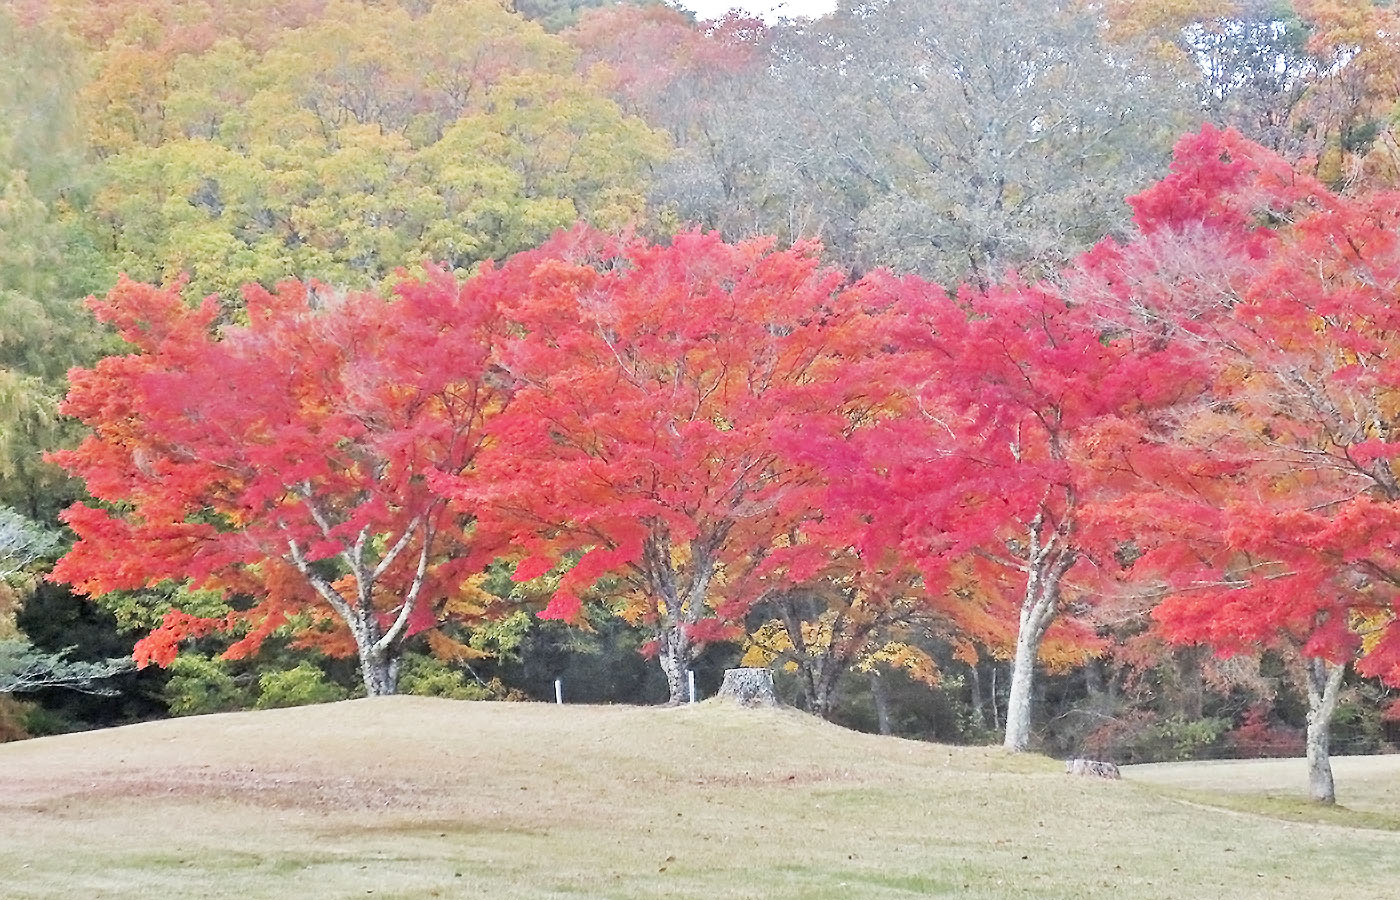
top-left (676, 0), bottom-right (838, 22)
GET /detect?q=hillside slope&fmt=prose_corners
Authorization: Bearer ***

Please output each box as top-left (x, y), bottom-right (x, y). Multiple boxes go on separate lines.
top-left (3, 698), bottom-right (1397, 899)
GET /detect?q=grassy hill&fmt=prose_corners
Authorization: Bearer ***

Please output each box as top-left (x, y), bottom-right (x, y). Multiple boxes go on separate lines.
top-left (3, 698), bottom-right (1398, 899)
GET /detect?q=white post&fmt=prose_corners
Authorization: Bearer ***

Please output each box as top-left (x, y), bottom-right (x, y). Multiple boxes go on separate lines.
top-left (554, 678), bottom-right (563, 705)
top-left (688, 670), bottom-right (696, 704)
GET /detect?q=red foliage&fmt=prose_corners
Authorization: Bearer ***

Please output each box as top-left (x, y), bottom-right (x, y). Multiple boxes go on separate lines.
top-left (567, 5), bottom-right (765, 107)
top-left (432, 227), bottom-right (900, 688)
top-left (863, 260), bottom-right (1202, 671)
top-left (1090, 125), bottom-right (1400, 687)
top-left (51, 267), bottom-right (510, 670)
top-left (1227, 705), bottom-right (1305, 759)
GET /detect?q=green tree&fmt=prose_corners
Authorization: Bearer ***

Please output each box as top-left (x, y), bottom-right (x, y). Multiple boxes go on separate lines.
top-left (515, 0), bottom-right (668, 32)
top-left (82, 0), bottom-right (667, 298)
top-left (0, 10), bottom-right (109, 514)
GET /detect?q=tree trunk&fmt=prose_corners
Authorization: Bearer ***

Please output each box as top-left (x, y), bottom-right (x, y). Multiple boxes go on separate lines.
top-left (969, 661), bottom-right (988, 730)
top-left (1304, 657), bottom-right (1346, 804)
top-left (806, 656), bottom-right (844, 719)
top-left (1002, 524), bottom-right (1075, 752)
top-left (1004, 582), bottom-right (1063, 751)
top-left (774, 591), bottom-right (827, 715)
top-left (1175, 645), bottom-right (1205, 720)
top-left (285, 518), bottom-right (432, 702)
top-left (717, 667), bottom-right (778, 707)
top-left (657, 628), bottom-right (693, 706)
top-left (989, 664), bottom-right (1001, 731)
top-left (870, 672), bottom-right (892, 736)
top-left (359, 646), bottom-right (400, 696)
top-left (1083, 657), bottom-right (1106, 700)
top-left (1003, 622), bottom-right (1040, 751)
top-left (644, 532), bottom-right (717, 706)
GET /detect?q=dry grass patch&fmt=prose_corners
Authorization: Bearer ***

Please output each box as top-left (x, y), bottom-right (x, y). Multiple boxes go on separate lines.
top-left (3, 698), bottom-right (1399, 898)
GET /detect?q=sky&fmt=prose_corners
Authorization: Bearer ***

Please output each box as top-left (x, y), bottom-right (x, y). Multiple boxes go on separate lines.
top-left (677, 0), bottom-right (839, 22)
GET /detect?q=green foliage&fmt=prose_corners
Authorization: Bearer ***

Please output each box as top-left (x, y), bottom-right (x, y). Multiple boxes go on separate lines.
top-left (93, 583), bottom-right (233, 637)
top-left (86, 0), bottom-right (667, 299)
top-left (515, 0), bottom-right (672, 31)
top-left (398, 654), bottom-right (477, 699)
top-left (18, 700), bottom-right (72, 737)
top-left (1083, 713), bottom-right (1232, 764)
top-left (0, 507), bottom-right (59, 580)
top-left (501, 600), bottom-right (679, 703)
top-left (163, 654), bottom-right (246, 716)
top-left (0, 638), bottom-right (132, 695)
top-left (1331, 689), bottom-right (1391, 755)
top-left (398, 653), bottom-right (521, 701)
top-left (0, 10), bottom-right (110, 513)
top-left (254, 663), bottom-right (349, 709)
top-left (457, 609), bottom-right (533, 663)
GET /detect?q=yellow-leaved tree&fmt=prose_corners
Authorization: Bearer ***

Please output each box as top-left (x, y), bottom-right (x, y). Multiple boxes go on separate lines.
top-left (53, 0), bottom-right (667, 297)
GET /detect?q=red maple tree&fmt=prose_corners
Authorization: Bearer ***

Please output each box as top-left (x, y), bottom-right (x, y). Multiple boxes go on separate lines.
top-left (441, 227), bottom-right (894, 703)
top-left (51, 268), bottom-right (510, 695)
top-left (1089, 124), bottom-right (1400, 801)
top-left (869, 238), bottom-right (1204, 751)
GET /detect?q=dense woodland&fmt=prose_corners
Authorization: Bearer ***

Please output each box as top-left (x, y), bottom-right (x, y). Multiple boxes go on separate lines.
top-left (4, 0), bottom-right (1400, 804)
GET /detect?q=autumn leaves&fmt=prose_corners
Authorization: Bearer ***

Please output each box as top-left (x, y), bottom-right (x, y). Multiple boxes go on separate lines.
top-left (49, 122), bottom-right (1400, 807)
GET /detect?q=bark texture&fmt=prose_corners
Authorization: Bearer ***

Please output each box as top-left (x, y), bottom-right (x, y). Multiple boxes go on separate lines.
top-left (286, 500), bottom-right (437, 697)
top-left (641, 529), bottom-right (722, 705)
top-left (1002, 511), bottom-right (1077, 752)
top-left (1304, 657), bottom-right (1346, 804)
top-left (717, 667), bottom-right (778, 707)
top-left (870, 672), bottom-right (892, 736)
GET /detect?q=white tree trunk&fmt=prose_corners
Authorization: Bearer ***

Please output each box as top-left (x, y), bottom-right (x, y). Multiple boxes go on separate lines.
top-left (870, 672), bottom-right (892, 736)
top-left (1304, 657), bottom-right (1346, 804)
top-left (1002, 527), bottom-right (1073, 752)
top-left (286, 514), bottom-right (431, 699)
top-left (645, 533), bottom-right (717, 706)
top-left (1003, 622), bottom-right (1041, 751)
top-left (657, 627), bottom-right (692, 706)
top-left (358, 645), bottom-right (400, 697)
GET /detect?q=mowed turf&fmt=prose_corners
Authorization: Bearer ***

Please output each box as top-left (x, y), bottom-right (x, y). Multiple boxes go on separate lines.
top-left (1124, 754), bottom-right (1400, 829)
top-left (2, 698), bottom-right (1397, 899)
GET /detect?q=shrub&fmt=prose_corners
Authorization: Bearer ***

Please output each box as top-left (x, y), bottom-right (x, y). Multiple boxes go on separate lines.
top-left (254, 663), bottom-right (348, 709)
top-left (1225, 704), bottom-right (1304, 758)
top-left (398, 654), bottom-right (523, 701)
top-left (164, 654), bottom-right (246, 716)
top-left (0, 695), bottom-right (30, 741)
top-left (1082, 712), bottom-right (1230, 764)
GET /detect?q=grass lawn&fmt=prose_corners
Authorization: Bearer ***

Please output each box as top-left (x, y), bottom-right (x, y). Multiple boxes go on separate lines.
top-left (3, 697), bottom-right (1398, 898)
top-left (1123, 754), bottom-right (1400, 830)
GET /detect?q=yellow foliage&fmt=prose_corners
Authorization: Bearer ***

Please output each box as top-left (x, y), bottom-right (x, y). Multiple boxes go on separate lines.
top-left (1353, 608), bottom-right (1394, 656)
top-left (740, 621), bottom-right (790, 667)
top-left (441, 574), bottom-right (499, 619)
top-left (617, 589), bottom-right (651, 626)
top-left (859, 642), bottom-right (940, 686)
top-left (426, 628), bottom-right (493, 663)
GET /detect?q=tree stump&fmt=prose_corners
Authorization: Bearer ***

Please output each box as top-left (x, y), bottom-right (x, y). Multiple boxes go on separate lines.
top-left (716, 667), bottom-right (778, 707)
top-left (1065, 758), bottom-right (1121, 780)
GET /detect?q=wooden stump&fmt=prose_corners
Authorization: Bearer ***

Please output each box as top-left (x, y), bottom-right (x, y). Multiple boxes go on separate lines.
top-left (716, 667), bottom-right (778, 707)
top-left (1065, 758), bottom-right (1121, 780)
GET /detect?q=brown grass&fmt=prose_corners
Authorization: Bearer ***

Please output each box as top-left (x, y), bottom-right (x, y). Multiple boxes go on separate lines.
top-left (3, 697), bottom-right (1398, 898)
